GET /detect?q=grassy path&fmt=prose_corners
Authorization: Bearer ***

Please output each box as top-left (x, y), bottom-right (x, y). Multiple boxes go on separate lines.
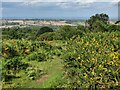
top-left (7, 56), bottom-right (64, 88)
top-left (34, 56), bottom-right (64, 88)
top-left (2, 40), bottom-right (66, 88)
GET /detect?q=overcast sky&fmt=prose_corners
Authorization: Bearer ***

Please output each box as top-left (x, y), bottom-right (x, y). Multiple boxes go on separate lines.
top-left (1, 0), bottom-right (119, 19)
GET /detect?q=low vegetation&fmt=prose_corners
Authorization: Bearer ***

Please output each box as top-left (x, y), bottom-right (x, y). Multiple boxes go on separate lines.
top-left (1, 13), bottom-right (120, 89)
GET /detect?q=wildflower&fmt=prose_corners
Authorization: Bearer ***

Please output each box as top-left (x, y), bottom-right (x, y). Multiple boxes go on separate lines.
top-left (99, 65), bottom-right (103, 68)
top-left (92, 58), bottom-right (95, 61)
top-left (103, 68), bottom-right (107, 71)
top-left (107, 61), bottom-right (111, 65)
top-left (92, 51), bottom-right (94, 54)
top-left (108, 70), bottom-right (111, 72)
top-left (78, 56), bottom-right (80, 59)
top-left (92, 71), bottom-right (95, 75)
top-left (90, 78), bottom-right (94, 81)
top-left (100, 73), bottom-right (102, 76)
top-left (81, 60), bottom-right (84, 63)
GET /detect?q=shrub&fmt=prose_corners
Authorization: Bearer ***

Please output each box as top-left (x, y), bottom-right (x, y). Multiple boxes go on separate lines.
top-left (2, 57), bottom-right (29, 81)
top-left (63, 32), bottom-right (120, 88)
top-left (26, 51), bottom-right (47, 62)
top-left (25, 66), bottom-right (44, 80)
top-left (36, 26), bottom-right (53, 36)
top-left (107, 25), bottom-right (120, 32)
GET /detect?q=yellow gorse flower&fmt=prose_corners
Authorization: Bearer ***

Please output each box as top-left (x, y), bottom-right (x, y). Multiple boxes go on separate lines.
top-left (90, 78), bottom-right (94, 81)
top-left (78, 55), bottom-right (80, 59)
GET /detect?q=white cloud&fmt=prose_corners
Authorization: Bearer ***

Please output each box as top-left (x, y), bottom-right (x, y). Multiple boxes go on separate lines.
top-left (20, 0), bottom-right (94, 8)
top-left (112, 0), bottom-right (119, 2)
top-left (2, 0), bottom-right (119, 9)
top-left (2, 0), bottom-right (120, 2)
top-left (2, 0), bottom-right (24, 2)
top-left (55, 2), bottom-right (93, 9)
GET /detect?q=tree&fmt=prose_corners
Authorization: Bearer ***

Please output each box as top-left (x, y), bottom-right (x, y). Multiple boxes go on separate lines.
top-left (115, 20), bottom-right (120, 25)
top-left (58, 25), bottom-right (84, 40)
top-left (36, 26), bottom-right (53, 36)
top-left (92, 20), bottom-right (108, 32)
top-left (86, 13), bottom-right (109, 30)
top-left (59, 25), bottom-right (74, 39)
top-left (77, 25), bottom-right (87, 33)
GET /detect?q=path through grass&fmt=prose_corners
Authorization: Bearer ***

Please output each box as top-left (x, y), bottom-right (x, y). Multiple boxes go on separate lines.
top-left (5, 56), bottom-right (64, 88)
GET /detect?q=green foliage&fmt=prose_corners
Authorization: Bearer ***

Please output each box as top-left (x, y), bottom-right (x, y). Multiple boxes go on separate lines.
top-left (26, 51), bottom-right (47, 62)
top-left (2, 26), bottom-right (45, 40)
top-left (2, 27), bottom-right (34, 39)
top-left (107, 24), bottom-right (120, 32)
top-left (63, 32), bottom-right (120, 88)
top-left (115, 20), bottom-right (120, 24)
top-left (2, 39), bottom-right (50, 58)
top-left (38, 32), bottom-right (63, 41)
top-left (59, 25), bottom-right (75, 39)
top-left (38, 25), bottom-right (85, 41)
top-left (77, 25), bottom-right (86, 32)
top-left (25, 66), bottom-right (44, 80)
top-left (86, 13), bottom-right (109, 31)
top-left (92, 20), bottom-right (108, 32)
top-left (87, 13), bottom-right (109, 25)
top-left (3, 57), bottom-right (28, 71)
top-left (2, 57), bottom-right (29, 82)
top-left (2, 14), bottom-right (120, 88)
top-left (36, 26), bottom-right (53, 36)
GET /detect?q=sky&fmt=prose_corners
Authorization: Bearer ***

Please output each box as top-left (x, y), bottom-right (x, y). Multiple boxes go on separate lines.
top-left (1, 0), bottom-right (119, 19)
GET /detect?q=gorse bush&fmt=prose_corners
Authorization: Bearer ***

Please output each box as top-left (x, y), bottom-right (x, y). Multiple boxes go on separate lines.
top-left (3, 57), bottom-right (28, 71)
top-left (63, 32), bottom-right (120, 88)
top-left (107, 25), bottom-right (120, 32)
top-left (58, 25), bottom-right (84, 40)
top-left (26, 51), bottom-right (47, 62)
top-left (2, 57), bottom-right (29, 82)
top-left (38, 25), bottom-right (85, 41)
top-left (25, 66), bottom-right (44, 80)
top-left (2, 39), bottom-right (52, 58)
